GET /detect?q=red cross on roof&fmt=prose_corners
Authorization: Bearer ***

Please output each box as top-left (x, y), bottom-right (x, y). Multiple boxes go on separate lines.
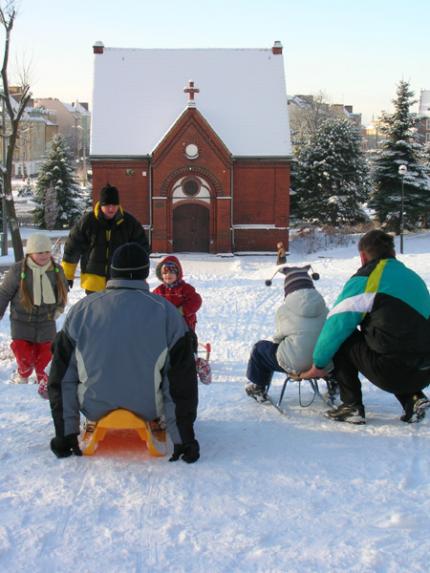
top-left (184, 80), bottom-right (200, 103)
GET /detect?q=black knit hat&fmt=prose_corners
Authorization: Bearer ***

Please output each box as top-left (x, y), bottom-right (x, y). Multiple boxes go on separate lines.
top-left (110, 242), bottom-right (150, 280)
top-left (100, 184), bottom-right (120, 206)
top-left (282, 265), bottom-right (314, 297)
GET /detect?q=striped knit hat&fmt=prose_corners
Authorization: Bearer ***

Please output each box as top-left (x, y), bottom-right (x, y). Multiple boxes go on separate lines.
top-left (110, 242), bottom-right (149, 280)
top-left (282, 265), bottom-right (314, 297)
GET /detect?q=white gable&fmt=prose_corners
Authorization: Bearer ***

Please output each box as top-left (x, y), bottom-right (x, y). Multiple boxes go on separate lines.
top-left (91, 47), bottom-right (292, 157)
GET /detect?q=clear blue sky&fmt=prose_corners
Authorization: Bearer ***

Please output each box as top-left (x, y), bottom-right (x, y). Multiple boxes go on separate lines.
top-left (7, 0), bottom-right (429, 125)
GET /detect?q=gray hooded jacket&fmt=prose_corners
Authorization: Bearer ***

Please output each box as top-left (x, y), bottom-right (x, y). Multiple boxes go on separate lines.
top-left (274, 288), bottom-right (329, 374)
top-left (48, 278), bottom-right (198, 445)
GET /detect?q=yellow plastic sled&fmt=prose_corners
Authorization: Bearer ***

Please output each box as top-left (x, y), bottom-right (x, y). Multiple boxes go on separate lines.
top-left (81, 409), bottom-right (166, 457)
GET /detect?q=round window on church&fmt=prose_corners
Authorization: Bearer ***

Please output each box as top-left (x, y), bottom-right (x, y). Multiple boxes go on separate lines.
top-left (182, 177), bottom-right (200, 197)
top-left (185, 143), bottom-right (199, 160)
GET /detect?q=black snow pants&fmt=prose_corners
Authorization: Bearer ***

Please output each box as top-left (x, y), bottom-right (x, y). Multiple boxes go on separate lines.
top-left (333, 330), bottom-right (430, 408)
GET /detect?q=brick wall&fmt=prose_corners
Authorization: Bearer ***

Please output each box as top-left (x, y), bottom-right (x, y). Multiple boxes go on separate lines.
top-left (91, 111), bottom-right (290, 253)
top-left (91, 160), bottom-right (151, 226)
top-left (233, 161), bottom-right (290, 250)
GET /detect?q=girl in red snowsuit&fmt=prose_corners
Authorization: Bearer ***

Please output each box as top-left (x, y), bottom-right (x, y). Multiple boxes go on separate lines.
top-left (153, 256), bottom-right (202, 334)
top-left (153, 256), bottom-right (211, 385)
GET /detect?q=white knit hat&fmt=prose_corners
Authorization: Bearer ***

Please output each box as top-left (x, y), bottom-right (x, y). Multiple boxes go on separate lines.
top-left (25, 234), bottom-right (52, 254)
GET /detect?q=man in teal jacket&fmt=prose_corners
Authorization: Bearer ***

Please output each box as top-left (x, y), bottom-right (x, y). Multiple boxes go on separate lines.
top-left (301, 230), bottom-right (430, 424)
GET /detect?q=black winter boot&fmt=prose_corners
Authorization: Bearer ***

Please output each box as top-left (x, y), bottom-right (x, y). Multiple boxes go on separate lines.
top-left (245, 383), bottom-right (269, 403)
top-left (325, 403), bottom-right (365, 425)
top-left (400, 393), bottom-right (430, 423)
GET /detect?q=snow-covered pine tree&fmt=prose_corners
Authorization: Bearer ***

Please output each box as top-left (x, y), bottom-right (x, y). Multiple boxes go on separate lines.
top-left (369, 81), bottom-right (430, 230)
top-left (33, 135), bottom-right (82, 229)
top-left (43, 186), bottom-right (58, 230)
top-left (79, 183), bottom-right (93, 213)
top-left (293, 118), bottom-right (370, 225)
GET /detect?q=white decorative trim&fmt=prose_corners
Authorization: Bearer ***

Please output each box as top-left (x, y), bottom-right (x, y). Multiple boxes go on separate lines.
top-left (153, 196), bottom-right (167, 200)
top-left (328, 292), bottom-right (375, 318)
top-left (173, 186), bottom-right (210, 199)
top-left (216, 196), bottom-right (232, 200)
top-left (185, 143), bottom-right (199, 159)
top-left (173, 197), bottom-right (210, 204)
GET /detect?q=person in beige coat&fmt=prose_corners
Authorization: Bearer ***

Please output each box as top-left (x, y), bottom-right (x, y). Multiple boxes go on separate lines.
top-left (0, 234), bottom-right (68, 397)
top-left (245, 265), bottom-right (331, 402)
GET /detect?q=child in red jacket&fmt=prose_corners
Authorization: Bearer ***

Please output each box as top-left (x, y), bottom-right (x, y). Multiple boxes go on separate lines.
top-left (153, 256), bottom-right (202, 333)
top-left (153, 256), bottom-right (210, 384)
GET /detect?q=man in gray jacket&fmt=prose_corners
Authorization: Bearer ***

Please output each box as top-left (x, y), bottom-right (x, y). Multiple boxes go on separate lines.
top-left (48, 242), bottom-right (199, 463)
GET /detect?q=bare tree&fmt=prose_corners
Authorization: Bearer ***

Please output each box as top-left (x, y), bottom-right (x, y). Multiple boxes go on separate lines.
top-left (289, 92), bottom-right (339, 151)
top-left (1, 1), bottom-right (31, 260)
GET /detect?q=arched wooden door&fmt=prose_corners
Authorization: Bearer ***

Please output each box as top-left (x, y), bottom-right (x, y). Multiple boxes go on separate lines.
top-left (173, 204), bottom-right (210, 252)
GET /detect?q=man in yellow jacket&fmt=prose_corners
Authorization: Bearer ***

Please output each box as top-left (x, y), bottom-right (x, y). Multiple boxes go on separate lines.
top-left (62, 184), bottom-right (150, 294)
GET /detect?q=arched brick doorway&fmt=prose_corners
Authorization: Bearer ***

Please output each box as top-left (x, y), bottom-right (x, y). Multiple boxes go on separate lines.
top-left (173, 203), bottom-right (210, 252)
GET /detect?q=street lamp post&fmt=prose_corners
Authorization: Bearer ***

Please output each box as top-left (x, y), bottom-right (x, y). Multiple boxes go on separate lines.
top-left (398, 164), bottom-right (407, 254)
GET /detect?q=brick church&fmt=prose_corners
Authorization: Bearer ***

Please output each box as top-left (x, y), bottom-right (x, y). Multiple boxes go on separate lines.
top-left (90, 41), bottom-right (292, 253)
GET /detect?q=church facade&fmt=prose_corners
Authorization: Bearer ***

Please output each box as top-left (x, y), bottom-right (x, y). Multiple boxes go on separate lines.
top-left (90, 42), bottom-right (292, 253)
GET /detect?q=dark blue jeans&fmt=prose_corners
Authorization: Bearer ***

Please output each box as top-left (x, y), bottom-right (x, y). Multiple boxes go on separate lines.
top-left (246, 340), bottom-right (286, 388)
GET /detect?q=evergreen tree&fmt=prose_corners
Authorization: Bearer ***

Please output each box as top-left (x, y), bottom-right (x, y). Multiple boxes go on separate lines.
top-left (369, 81), bottom-right (430, 230)
top-left (422, 142), bottom-right (430, 170)
top-left (43, 186), bottom-right (59, 230)
top-left (33, 135), bottom-right (82, 229)
top-left (293, 118), bottom-right (370, 225)
top-left (79, 183), bottom-right (93, 212)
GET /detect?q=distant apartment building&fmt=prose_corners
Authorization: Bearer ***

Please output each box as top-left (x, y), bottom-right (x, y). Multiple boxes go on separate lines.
top-left (287, 95), bottom-right (363, 150)
top-left (331, 104), bottom-right (362, 128)
top-left (361, 119), bottom-right (384, 153)
top-left (33, 98), bottom-right (91, 182)
top-left (0, 86), bottom-right (58, 177)
top-left (13, 107), bottom-right (58, 177)
top-left (418, 90), bottom-right (430, 116)
top-left (417, 89), bottom-right (430, 145)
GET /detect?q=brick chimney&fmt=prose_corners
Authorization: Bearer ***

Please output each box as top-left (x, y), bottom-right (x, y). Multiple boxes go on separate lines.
top-left (272, 41), bottom-right (283, 55)
top-left (93, 41), bottom-right (104, 55)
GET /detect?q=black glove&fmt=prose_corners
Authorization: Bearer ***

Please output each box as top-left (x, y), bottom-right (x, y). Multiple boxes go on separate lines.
top-left (169, 440), bottom-right (200, 464)
top-left (67, 280), bottom-right (74, 290)
top-left (50, 434), bottom-right (82, 458)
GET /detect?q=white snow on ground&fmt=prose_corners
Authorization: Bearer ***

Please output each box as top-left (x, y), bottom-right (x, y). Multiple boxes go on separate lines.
top-left (1, 233), bottom-right (430, 573)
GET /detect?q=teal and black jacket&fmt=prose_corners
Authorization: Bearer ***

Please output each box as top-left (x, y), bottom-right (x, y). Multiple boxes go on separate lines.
top-left (313, 257), bottom-right (430, 369)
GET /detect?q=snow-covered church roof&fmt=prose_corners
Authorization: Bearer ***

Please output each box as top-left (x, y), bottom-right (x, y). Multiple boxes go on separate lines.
top-left (91, 44), bottom-right (292, 158)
